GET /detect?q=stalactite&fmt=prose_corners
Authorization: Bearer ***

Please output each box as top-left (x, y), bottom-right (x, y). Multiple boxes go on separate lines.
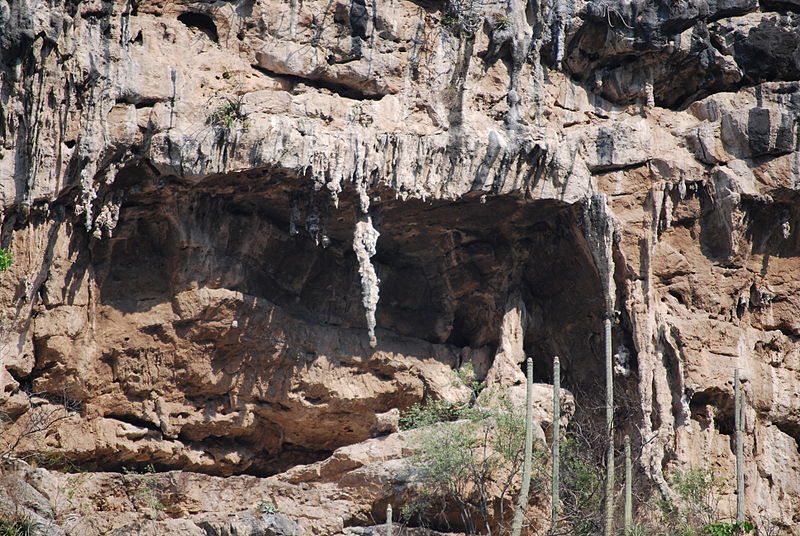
top-left (353, 214), bottom-right (380, 348)
top-left (644, 67), bottom-right (655, 108)
top-left (551, 0), bottom-right (573, 70)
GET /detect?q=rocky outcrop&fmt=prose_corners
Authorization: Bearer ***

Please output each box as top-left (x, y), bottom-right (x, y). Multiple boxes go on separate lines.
top-left (1, 0), bottom-right (800, 533)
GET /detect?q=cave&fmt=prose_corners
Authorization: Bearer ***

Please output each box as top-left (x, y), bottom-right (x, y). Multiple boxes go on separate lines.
top-left (177, 13), bottom-right (219, 43)
top-left (80, 163), bottom-right (622, 475)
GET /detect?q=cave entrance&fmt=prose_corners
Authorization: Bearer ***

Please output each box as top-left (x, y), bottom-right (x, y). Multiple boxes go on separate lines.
top-left (85, 163), bottom-right (613, 475)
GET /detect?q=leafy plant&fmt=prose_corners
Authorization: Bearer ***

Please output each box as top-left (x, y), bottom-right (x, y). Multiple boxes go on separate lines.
top-left (124, 468), bottom-right (164, 514)
top-left (400, 365), bottom-right (482, 430)
top-left (702, 522), bottom-right (755, 536)
top-left (454, 363), bottom-right (484, 400)
top-left (122, 463), bottom-right (155, 475)
top-left (626, 524), bottom-right (653, 536)
top-left (0, 248), bottom-right (12, 272)
top-left (207, 95), bottom-right (249, 133)
top-left (440, 0), bottom-right (481, 35)
top-left (670, 467), bottom-right (722, 529)
top-left (257, 501), bottom-right (278, 515)
top-left (441, 13), bottom-right (460, 28)
top-left (30, 450), bottom-right (82, 472)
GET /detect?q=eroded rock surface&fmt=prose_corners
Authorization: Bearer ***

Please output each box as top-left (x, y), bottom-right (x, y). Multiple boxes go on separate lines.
top-left (1, 0), bottom-right (800, 532)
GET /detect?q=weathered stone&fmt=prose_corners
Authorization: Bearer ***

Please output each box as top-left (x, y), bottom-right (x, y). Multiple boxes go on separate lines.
top-left (2, 0), bottom-right (800, 533)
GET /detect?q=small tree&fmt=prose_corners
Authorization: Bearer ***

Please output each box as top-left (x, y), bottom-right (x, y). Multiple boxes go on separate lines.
top-left (402, 394), bottom-right (546, 534)
top-left (0, 391), bottom-right (77, 461)
top-left (658, 467), bottom-right (724, 536)
top-left (558, 432), bottom-right (604, 536)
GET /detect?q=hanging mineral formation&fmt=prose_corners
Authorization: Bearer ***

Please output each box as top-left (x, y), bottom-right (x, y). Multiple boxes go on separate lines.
top-left (353, 214), bottom-right (380, 348)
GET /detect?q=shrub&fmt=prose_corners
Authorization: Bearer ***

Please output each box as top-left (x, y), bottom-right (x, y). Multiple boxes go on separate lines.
top-left (454, 362), bottom-right (484, 401)
top-left (493, 14), bottom-right (511, 29)
top-left (441, 13), bottom-right (460, 28)
top-left (207, 95), bottom-right (249, 133)
top-left (402, 394), bottom-right (546, 534)
top-left (400, 363), bottom-right (483, 430)
top-left (702, 521), bottom-right (755, 536)
top-left (0, 248), bottom-right (12, 272)
top-left (0, 511), bottom-right (41, 536)
top-left (559, 434), bottom-right (604, 536)
top-left (399, 399), bottom-right (472, 430)
top-left (663, 467), bottom-right (722, 532)
top-left (0, 392), bottom-right (76, 461)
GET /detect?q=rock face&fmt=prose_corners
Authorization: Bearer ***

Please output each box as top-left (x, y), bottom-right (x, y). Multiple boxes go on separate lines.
top-left (1, 0), bottom-right (800, 533)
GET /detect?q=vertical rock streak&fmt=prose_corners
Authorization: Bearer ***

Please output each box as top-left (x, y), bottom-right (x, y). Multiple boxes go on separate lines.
top-left (583, 193), bottom-right (616, 314)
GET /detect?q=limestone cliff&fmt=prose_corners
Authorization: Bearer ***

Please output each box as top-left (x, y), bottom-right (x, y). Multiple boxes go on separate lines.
top-left (1, 0), bottom-right (800, 533)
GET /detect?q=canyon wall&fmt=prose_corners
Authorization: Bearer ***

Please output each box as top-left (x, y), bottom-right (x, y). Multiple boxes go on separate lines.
top-left (1, 0), bottom-right (800, 533)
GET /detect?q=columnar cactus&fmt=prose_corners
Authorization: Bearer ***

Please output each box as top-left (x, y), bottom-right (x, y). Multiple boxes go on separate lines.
top-left (604, 316), bottom-right (615, 536)
top-left (624, 435), bottom-right (632, 532)
top-left (511, 357), bottom-right (535, 536)
top-left (552, 356), bottom-right (561, 531)
top-left (735, 369), bottom-right (744, 522)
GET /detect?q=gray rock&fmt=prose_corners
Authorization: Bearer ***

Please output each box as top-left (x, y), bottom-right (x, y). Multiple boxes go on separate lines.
top-left (197, 514), bottom-right (303, 536)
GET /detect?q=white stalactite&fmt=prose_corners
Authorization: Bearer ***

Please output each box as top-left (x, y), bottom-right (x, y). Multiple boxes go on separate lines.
top-left (353, 214), bottom-right (380, 347)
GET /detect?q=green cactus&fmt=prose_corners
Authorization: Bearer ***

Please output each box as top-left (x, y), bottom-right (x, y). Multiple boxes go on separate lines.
top-left (624, 435), bottom-right (632, 531)
top-left (734, 369), bottom-right (744, 522)
top-left (552, 356), bottom-right (561, 531)
top-left (604, 316), bottom-right (615, 536)
top-left (511, 358), bottom-right (535, 536)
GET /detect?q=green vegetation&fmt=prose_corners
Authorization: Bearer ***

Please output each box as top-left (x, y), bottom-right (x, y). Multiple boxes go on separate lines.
top-left (401, 403), bottom-right (546, 534)
top-left (559, 434), bottom-right (604, 535)
top-left (123, 466), bottom-right (164, 514)
top-left (399, 398), bottom-right (472, 430)
top-left (644, 467), bottom-right (758, 536)
top-left (441, 13), bottom-right (461, 29)
top-left (660, 467), bottom-right (722, 533)
top-left (439, 0), bottom-right (481, 35)
top-left (257, 501), bottom-right (278, 515)
top-left (122, 463), bottom-right (156, 474)
top-left (703, 521), bottom-right (756, 536)
top-left (401, 361), bottom-right (547, 535)
top-left (493, 14), bottom-right (511, 29)
top-left (0, 512), bottom-right (41, 536)
top-left (30, 450), bottom-right (82, 473)
top-left (0, 248), bottom-right (12, 272)
top-left (400, 364), bottom-right (483, 430)
top-left (400, 362), bottom-right (753, 536)
top-left (454, 362), bottom-right (484, 400)
top-left (208, 95), bottom-right (249, 133)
